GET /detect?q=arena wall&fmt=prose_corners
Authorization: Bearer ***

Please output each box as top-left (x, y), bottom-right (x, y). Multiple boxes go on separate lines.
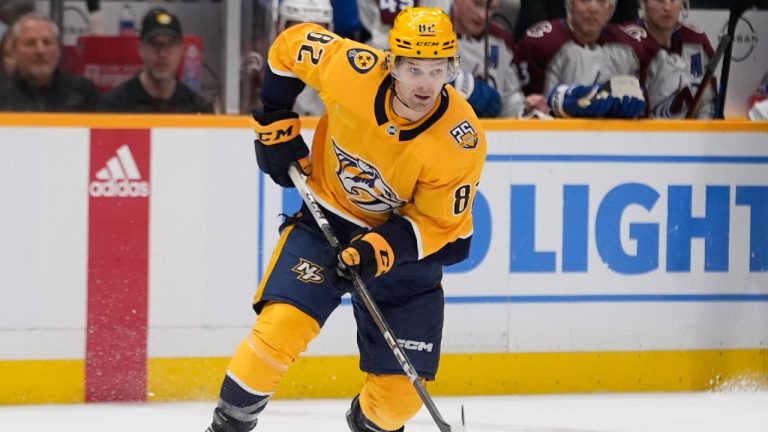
top-left (0, 114), bottom-right (766, 404)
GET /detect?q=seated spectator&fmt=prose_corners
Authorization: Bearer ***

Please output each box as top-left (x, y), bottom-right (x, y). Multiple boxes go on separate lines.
top-left (515, 0), bottom-right (639, 39)
top-left (100, 8), bottom-right (213, 113)
top-left (515, 0), bottom-right (649, 118)
top-left (0, 13), bottom-right (100, 112)
top-left (637, 0), bottom-right (717, 118)
top-left (277, 0), bottom-right (334, 116)
top-left (449, 0), bottom-right (525, 117)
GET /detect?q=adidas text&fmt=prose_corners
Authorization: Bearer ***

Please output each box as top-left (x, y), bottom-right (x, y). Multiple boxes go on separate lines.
top-left (89, 180), bottom-right (150, 197)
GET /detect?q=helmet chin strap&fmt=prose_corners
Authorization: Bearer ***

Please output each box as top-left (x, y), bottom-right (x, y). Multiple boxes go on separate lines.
top-left (390, 78), bottom-right (413, 110)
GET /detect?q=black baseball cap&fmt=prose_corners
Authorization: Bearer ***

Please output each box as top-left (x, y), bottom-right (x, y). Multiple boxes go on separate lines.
top-left (140, 8), bottom-right (182, 41)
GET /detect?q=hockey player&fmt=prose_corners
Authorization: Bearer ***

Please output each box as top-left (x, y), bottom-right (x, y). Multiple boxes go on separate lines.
top-left (446, 0), bottom-right (526, 117)
top-left (274, 0), bottom-right (334, 116)
top-left (206, 6), bottom-right (486, 432)
top-left (636, 0), bottom-right (717, 118)
top-left (514, 0), bottom-right (649, 118)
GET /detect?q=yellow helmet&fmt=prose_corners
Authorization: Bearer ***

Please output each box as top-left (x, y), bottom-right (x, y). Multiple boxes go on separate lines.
top-left (388, 7), bottom-right (457, 58)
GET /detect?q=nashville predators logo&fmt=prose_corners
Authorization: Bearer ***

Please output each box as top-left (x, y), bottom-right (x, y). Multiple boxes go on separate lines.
top-left (450, 121), bottom-right (479, 149)
top-left (347, 48), bottom-right (378, 74)
top-left (333, 140), bottom-right (405, 213)
top-left (292, 258), bottom-right (324, 283)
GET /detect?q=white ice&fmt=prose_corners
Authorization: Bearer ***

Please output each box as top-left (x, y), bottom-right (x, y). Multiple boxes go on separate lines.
top-left (1, 392), bottom-right (766, 431)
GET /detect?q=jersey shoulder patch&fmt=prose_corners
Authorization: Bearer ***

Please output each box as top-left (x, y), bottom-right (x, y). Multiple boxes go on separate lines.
top-left (449, 120), bottom-right (479, 150)
top-left (620, 24), bottom-right (648, 43)
top-left (346, 47), bottom-right (379, 73)
top-left (526, 20), bottom-right (552, 38)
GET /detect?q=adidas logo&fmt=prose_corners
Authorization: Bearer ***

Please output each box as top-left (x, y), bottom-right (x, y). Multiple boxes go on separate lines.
top-left (89, 145), bottom-right (150, 198)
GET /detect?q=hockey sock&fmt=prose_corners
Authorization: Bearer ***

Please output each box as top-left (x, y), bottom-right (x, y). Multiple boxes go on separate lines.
top-left (359, 374), bottom-right (424, 431)
top-left (217, 302), bottom-right (320, 423)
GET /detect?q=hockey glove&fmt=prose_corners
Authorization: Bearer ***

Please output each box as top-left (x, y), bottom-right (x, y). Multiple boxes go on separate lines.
top-left (547, 83), bottom-right (617, 118)
top-left (252, 110), bottom-right (311, 188)
top-left (604, 75), bottom-right (646, 118)
top-left (452, 70), bottom-right (502, 118)
top-left (336, 231), bottom-right (395, 282)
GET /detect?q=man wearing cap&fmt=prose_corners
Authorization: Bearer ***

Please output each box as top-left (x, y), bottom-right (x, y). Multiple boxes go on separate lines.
top-left (100, 7), bottom-right (212, 113)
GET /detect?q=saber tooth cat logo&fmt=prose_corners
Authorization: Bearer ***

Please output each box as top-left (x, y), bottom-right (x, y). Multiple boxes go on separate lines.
top-left (333, 140), bottom-right (404, 213)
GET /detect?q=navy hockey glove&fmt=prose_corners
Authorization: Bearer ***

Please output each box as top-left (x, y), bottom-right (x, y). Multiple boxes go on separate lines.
top-left (452, 70), bottom-right (502, 118)
top-left (610, 94), bottom-right (646, 118)
top-left (334, 231), bottom-right (395, 283)
top-left (605, 75), bottom-right (646, 118)
top-left (252, 110), bottom-right (311, 188)
top-left (547, 83), bottom-right (618, 118)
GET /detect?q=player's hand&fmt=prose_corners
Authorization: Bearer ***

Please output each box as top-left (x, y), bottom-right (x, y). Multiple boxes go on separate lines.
top-left (452, 70), bottom-right (502, 118)
top-left (252, 110), bottom-right (311, 188)
top-left (547, 83), bottom-right (618, 118)
top-left (336, 231), bottom-right (395, 282)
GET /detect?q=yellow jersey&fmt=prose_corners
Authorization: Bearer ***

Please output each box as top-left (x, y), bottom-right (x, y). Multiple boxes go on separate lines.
top-left (268, 23), bottom-right (486, 261)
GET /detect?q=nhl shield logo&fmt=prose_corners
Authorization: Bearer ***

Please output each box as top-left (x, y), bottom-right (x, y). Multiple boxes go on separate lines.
top-left (347, 48), bottom-right (378, 74)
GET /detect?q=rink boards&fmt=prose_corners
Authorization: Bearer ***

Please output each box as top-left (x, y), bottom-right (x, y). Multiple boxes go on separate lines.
top-left (0, 115), bottom-right (766, 404)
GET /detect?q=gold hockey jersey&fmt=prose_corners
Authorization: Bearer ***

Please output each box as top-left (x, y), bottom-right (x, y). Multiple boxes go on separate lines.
top-left (268, 23), bottom-right (486, 260)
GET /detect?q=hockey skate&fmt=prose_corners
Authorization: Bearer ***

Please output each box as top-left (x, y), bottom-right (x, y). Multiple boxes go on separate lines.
top-left (206, 407), bottom-right (258, 432)
top-left (346, 395), bottom-right (404, 432)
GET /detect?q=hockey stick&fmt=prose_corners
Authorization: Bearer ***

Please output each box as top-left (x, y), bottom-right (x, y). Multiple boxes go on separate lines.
top-left (714, 0), bottom-right (760, 118)
top-left (685, 32), bottom-right (729, 118)
top-left (287, 164), bottom-right (466, 432)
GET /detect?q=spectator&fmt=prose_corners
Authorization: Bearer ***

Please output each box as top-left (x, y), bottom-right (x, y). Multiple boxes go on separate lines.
top-left (515, 0), bottom-right (649, 118)
top-left (637, 0), bottom-right (717, 118)
top-left (449, 0), bottom-right (525, 117)
top-left (0, 13), bottom-right (100, 112)
top-left (277, 0), bottom-right (334, 116)
top-left (515, 0), bottom-right (638, 39)
top-left (100, 8), bottom-right (213, 113)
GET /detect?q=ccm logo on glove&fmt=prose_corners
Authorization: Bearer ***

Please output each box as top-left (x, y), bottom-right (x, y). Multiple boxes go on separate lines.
top-left (339, 232), bottom-right (395, 281)
top-left (252, 110), bottom-right (312, 187)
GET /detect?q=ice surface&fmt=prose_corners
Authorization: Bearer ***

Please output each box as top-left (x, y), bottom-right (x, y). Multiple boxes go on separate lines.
top-left (0, 392), bottom-right (766, 431)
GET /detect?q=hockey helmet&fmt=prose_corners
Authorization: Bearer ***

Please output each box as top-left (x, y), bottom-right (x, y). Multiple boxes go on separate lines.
top-left (388, 7), bottom-right (457, 58)
top-left (387, 7), bottom-right (459, 84)
top-left (278, 0), bottom-right (333, 31)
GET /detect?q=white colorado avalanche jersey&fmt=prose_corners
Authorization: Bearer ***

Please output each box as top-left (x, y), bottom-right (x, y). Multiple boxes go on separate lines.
top-left (631, 21), bottom-right (717, 119)
top-left (515, 19), bottom-right (652, 99)
top-left (457, 27), bottom-right (525, 117)
top-left (293, 87), bottom-right (325, 116)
